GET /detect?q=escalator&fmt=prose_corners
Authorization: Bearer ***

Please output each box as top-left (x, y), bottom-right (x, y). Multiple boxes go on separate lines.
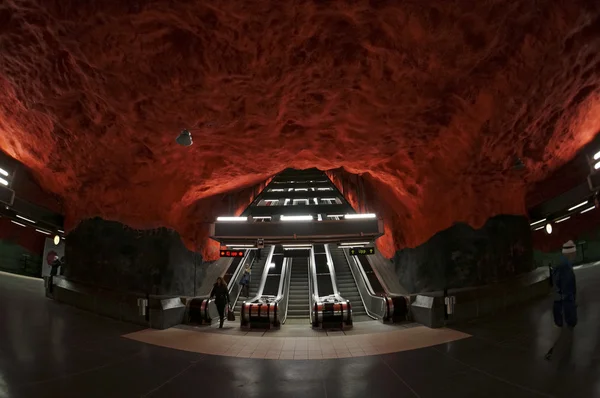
top-left (233, 246), bottom-right (271, 315)
top-left (286, 257), bottom-right (310, 322)
top-left (328, 245), bottom-right (368, 319)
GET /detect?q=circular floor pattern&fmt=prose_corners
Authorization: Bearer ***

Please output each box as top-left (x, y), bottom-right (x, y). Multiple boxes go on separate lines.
top-left (124, 322), bottom-right (470, 360)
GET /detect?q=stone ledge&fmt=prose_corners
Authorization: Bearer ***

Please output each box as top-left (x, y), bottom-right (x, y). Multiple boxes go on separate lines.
top-left (46, 276), bottom-right (185, 330)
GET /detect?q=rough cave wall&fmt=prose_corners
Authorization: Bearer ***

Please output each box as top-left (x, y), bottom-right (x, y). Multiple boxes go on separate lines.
top-left (0, 217), bottom-right (45, 277)
top-left (2, 1), bottom-right (600, 263)
top-left (65, 218), bottom-right (202, 296)
top-left (392, 215), bottom-right (533, 294)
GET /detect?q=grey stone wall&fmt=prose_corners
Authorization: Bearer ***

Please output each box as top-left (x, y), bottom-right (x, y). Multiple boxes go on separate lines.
top-left (393, 215), bottom-right (533, 293)
top-left (64, 218), bottom-right (207, 296)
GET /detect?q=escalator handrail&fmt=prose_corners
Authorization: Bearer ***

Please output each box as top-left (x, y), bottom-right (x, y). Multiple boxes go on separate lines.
top-left (249, 245), bottom-right (276, 302)
top-left (323, 244), bottom-right (346, 303)
top-left (342, 247), bottom-right (386, 320)
top-left (228, 249), bottom-right (252, 290)
top-left (230, 250), bottom-right (256, 309)
top-left (279, 258), bottom-right (293, 324)
top-left (308, 246), bottom-right (318, 325)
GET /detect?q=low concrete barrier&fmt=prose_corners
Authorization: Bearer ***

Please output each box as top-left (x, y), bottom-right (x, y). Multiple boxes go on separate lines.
top-left (409, 268), bottom-right (551, 328)
top-left (46, 276), bottom-right (185, 330)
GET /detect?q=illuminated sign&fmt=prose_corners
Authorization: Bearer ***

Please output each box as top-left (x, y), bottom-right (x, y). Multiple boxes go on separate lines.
top-left (349, 247), bottom-right (375, 256)
top-left (220, 250), bottom-right (245, 258)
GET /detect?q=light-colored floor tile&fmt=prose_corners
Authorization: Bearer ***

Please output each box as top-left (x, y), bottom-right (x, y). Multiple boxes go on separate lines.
top-left (279, 351), bottom-right (295, 359)
top-left (251, 351), bottom-right (268, 359)
top-left (294, 352), bottom-right (308, 360)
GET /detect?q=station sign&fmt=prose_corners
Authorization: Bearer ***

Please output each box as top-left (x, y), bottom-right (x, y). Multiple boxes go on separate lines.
top-left (283, 249), bottom-right (310, 258)
top-left (349, 247), bottom-right (375, 256)
top-left (220, 250), bottom-right (245, 258)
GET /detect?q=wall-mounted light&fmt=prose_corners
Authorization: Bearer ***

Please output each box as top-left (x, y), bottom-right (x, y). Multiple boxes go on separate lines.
top-left (529, 218), bottom-right (546, 226)
top-left (16, 215), bottom-right (36, 224)
top-left (568, 201), bottom-right (588, 211)
top-left (581, 205), bottom-right (596, 214)
top-left (545, 223), bottom-right (553, 235)
top-left (53, 235), bottom-right (60, 245)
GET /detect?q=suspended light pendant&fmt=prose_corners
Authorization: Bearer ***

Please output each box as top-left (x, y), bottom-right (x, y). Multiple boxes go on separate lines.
top-left (176, 129), bottom-right (193, 147)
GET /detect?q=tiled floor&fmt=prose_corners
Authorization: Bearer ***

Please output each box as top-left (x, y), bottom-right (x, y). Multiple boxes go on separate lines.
top-left (124, 324), bottom-right (470, 360)
top-left (3, 266), bottom-right (600, 397)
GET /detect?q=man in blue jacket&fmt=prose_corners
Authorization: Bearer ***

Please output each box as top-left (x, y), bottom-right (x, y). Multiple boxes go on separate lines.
top-left (552, 240), bottom-right (578, 329)
top-left (545, 240), bottom-right (578, 361)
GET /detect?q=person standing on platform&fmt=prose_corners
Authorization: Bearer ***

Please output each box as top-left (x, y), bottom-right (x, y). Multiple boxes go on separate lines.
top-left (545, 240), bottom-right (578, 361)
top-left (210, 277), bottom-right (230, 328)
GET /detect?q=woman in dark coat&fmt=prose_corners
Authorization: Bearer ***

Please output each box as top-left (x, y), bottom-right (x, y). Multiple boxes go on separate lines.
top-left (210, 277), bottom-right (230, 328)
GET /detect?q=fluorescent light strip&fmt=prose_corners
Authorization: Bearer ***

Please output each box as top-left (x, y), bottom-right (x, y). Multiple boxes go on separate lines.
top-left (264, 199), bottom-right (279, 202)
top-left (595, 162), bottom-right (600, 170)
top-left (568, 201), bottom-right (588, 211)
top-left (340, 242), bottom-right (371, 246)
top-left (283, 244), bottom-right (313, 247)
top-left (594, 151), bottom-right (600, 160)
top-left (16, 215), bottom-right (36, 224)
top-left (216, 216), bottom-right (247, 222)
top-left (35, 229), bottom-right (51, 235)
top-left (313, 198), bottom-right (318, 205)
top-left (58, 229), bottom-right (64, 233)
top-left (529, 218), bottom-right (546, 226)
top-left (0, 177), bottom-right (8, 186)
top-left (225, 244), bottom-right (254, 247)
top-left (555, 216), bottom-right (570, 224)
top-left (327, 214), bottom-right (345, 218)
top-left (344, 213), bottom-right (376, 219)
top-left (534, 226), bottom-right (544, 231)
top-left (284, 199), bottom-right (290, 206)
top-left (229, 247), bottom-right (250, 250)
top-left (284, 247), bottom-right (312, 250)
top-left (317, 188), bottom-right (332, 191)
top-left (0, 167), bottom-right (8, 177)
top-left (280, 215), bottom-right (313, 221)
top-left (253, 216), bottom-right (272, 219)
top-left (581, 206), bottom-right (596, 214)
top-left (11, 220), bottom-right (26, 227)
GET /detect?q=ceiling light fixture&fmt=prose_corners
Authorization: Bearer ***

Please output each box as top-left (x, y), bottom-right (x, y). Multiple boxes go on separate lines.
top-left (545, 223), bottom-right (553, 235)
top-left (568, 201), bottom-right (588, 211)
top-left (225, 244), bottom-right (254, 247)
top-left (339, 242), bottom-right (371, 246)
top-left (581, 206), bottom-right (596, 214)
top-left (16, 215), bottom-right (36, 224)
top-left (53, 235), bottom-right (60, 245)
top-left (529, 218), bottom-right (546, 226)
top-left (534, 226), bottom-right (544, 231)
top-left (0, 167), bottom-right (8, 177)
top-left (280, 215), bottom-right (313, 221)
top-left (35, 229), bottom-right (51, 235)
top-left (555, 216), bottom-right (570, 224)
top-left (594, 151), bottom-right (600, 160)
top-left (344, 213), bottom-right (376, 219)
top-left (0, 177), bottom-right (8, 186)
top-left (10, 220), bottom-right (26, 227)
top-left (216, 216), bottom-right (247, 222)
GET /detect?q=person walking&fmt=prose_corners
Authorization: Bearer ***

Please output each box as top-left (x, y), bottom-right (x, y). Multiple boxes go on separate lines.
top-left (545, 240), bottom-right (578, 361)
top-left (210, 277), bottom-right (230, 328)
top-left (239, 265), bottom-right (251, 297)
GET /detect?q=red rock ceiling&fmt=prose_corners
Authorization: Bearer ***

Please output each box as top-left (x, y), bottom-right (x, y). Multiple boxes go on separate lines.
top-left (1, 1), bottom-right (600, 259)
